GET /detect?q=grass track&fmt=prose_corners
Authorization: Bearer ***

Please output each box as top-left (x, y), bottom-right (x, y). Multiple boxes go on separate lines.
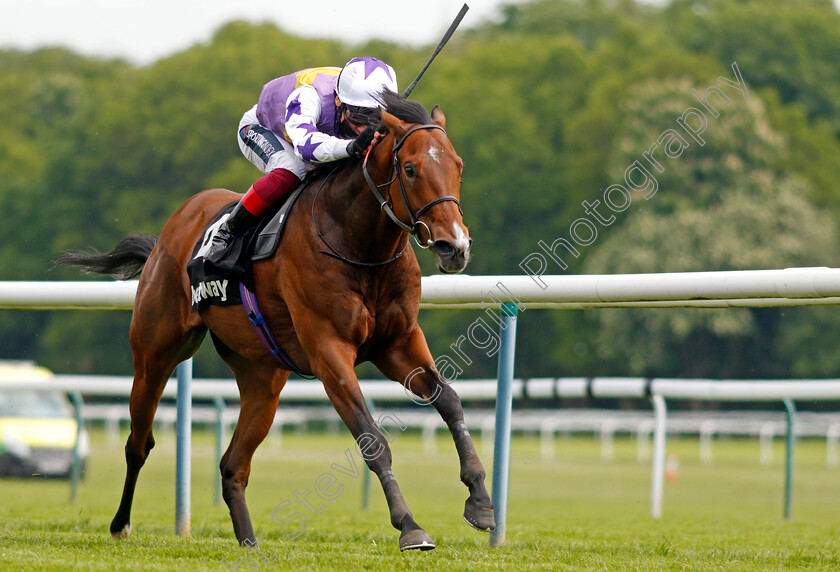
top-left (2, 428), bottom-right (840, 570)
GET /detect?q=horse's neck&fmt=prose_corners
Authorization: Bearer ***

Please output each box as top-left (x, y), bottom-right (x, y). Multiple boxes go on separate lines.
top-left (321, 162), bottom-right (405, 260)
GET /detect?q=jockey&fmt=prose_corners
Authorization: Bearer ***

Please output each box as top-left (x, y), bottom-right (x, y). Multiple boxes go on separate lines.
top-left (204, 56), bottom-right (398, 264)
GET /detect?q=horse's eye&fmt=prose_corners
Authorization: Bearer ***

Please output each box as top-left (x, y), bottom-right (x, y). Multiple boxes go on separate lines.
top-left (404, 163), bottom-right (416, 178)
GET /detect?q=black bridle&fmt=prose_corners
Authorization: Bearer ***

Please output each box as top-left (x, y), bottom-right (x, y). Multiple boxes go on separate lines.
top-left (316, 123), bottom-right (463, 268)
top-left (363, 123), bottom-right (463, 249)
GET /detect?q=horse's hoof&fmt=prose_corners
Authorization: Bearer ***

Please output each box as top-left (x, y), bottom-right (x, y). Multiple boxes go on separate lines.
top-left (464, 499), bottom-right (495, 532)
top-left (111, 524), bottom-right (131, 539)
top-left (399, 528), bottom-right (435, 551)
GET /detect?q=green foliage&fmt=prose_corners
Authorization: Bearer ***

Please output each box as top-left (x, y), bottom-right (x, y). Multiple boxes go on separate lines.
top-left (581, 79), bottom-right (838, 377)
top-left (2, 0), bottom-right (840, 379)
top-left (662, 0), bottom-right (840, 133)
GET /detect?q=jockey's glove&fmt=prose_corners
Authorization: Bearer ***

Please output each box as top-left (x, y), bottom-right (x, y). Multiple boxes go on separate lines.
top-left (347, 126), bottom-right (377, 159)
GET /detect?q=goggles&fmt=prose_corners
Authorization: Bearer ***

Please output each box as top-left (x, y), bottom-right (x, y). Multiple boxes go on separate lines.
top-left (343, 104), bottom-right (380, 127)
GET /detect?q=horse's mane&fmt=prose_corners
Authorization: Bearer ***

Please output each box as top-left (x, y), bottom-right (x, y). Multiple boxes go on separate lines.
top-left (376, 89), bottom-right (433, 126)
top-left (307, 89), bottom-right (433, 180)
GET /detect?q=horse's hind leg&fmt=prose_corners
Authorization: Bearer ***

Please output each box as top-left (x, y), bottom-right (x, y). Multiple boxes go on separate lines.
top-left (215, 356), bottom-right (287, 545)
top-left (110, 286), bottom-right (206, 538)
top-left (373, 328), bottom-right (496, 533)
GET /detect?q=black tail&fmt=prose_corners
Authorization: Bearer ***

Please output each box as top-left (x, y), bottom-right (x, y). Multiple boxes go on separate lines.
top-left (52, 233), bottom-right (158, 280)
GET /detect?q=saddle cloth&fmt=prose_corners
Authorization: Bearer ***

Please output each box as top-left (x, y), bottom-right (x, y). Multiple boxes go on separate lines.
top-left (186, 183), bottom-right (307, 312)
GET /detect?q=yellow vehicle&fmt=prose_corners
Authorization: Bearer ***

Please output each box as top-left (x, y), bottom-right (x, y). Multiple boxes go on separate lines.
top-left (0, 361), bottom-right (89, 478)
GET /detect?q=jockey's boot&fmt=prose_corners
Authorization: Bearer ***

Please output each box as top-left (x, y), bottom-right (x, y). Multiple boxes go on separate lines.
top-left (204, 201), bottom-right (257, 264)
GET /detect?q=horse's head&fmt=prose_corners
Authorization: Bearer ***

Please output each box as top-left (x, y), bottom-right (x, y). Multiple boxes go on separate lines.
top-left (376, 102), bottom-right (471, 274)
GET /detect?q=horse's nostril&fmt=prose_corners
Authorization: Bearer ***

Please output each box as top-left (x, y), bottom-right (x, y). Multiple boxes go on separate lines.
top-left (434, 240), bottom-right (456, 258)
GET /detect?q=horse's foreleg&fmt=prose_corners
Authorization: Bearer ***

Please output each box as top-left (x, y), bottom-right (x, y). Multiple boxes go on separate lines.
top-left (373, 328), bottom-right (496, 532)
top-left (428, 379), bottom-right (495, 532)
top-left (219, 363), bottom-right (286, 545)
top-left (313, 342), bottom-right (435, 551)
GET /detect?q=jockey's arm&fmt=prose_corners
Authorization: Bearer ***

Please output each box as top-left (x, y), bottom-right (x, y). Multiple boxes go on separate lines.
top-left (284, 85), bottom-right (352, 163)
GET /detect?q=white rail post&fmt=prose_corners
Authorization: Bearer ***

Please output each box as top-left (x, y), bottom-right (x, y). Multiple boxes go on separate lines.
top-left (783, 398), bottom-right (796, 521)
top-left (650, 393), bottom-right (667, 518)
top-left (68, 391), bottom-right (85, 502)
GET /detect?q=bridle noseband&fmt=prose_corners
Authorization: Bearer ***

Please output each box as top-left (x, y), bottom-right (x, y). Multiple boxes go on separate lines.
top-left (363, 123), bottom-right (463, 249)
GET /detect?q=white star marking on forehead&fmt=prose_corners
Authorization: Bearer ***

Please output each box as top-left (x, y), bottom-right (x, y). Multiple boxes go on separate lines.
top-left (428, 146), bottom-right (442, 164)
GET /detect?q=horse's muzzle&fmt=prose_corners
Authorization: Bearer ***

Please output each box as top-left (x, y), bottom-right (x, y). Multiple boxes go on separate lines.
top-left (433, 239), bottom-right (471, 274)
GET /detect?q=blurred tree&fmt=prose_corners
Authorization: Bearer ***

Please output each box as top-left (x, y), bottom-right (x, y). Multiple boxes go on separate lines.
top-left (661, 0), bottom-right (840, 132)
top-left (581, 79), bottom-right (838, 377)
top-left (660, 0), bottom-right (840, 211)
top-left (776, 306), bottom-right (840, 378)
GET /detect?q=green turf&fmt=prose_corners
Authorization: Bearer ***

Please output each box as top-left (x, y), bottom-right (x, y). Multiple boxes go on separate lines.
top-left (2, 428), bottom-right (840, 570)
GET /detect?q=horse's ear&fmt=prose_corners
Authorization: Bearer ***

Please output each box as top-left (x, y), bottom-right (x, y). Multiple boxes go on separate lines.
top-left (381, 109), bottom-right (409, 138)
top-left (431, 105), bottom-right (446, 129)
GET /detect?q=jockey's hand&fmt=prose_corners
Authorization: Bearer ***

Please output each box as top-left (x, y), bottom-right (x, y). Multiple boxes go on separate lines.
top-left (347, 126), bottom-right (377, 159)
top-left (371, 130), bottom-right (386, 147)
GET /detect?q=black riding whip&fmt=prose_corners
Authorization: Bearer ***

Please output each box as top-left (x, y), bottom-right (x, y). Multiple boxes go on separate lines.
top-left (402, 3), bottom-right (469, 98)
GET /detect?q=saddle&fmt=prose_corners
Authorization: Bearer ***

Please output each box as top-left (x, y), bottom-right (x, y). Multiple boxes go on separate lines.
top-left (186, 183), bottom-right (308, 312)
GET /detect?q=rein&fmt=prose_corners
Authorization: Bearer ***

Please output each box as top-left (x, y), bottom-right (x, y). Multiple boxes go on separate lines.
top-left (312, 167), bottom-right (410, 268)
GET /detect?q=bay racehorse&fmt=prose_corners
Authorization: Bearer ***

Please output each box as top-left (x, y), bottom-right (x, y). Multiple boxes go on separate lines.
top-left (55, 91), bottom-right (495, 551)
